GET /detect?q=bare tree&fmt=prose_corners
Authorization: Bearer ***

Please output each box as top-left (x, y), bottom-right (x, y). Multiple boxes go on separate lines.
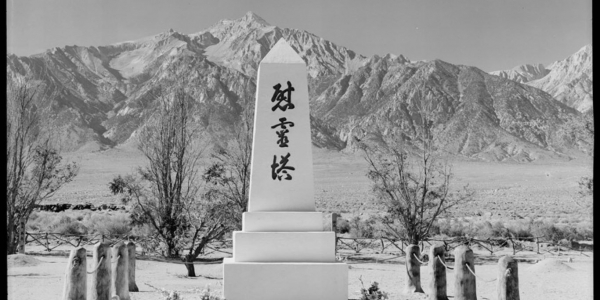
top-left (109, 81), bottom-right (230, 276)
top-left (203, 104), bottom-right (253, 228)
top-left (360, 104), bottom-right (473, 246)
top-left (6, 76), bottom-right (78, 254)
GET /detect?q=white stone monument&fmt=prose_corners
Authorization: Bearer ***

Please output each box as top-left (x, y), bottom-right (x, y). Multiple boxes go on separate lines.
top-left (223, 38), bottom-right (348, 300)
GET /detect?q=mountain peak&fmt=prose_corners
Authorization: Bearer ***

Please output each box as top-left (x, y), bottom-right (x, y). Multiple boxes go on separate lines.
top-left (580, 44), bottom-right (592, 53)
top-left (241, 11), bottom-right (270, 26)
top-left (261, 38), bottom-right (305, 64)
top-left (526, 43), bottom-right (593, 113)
top-left (490, 63), bottom-right (549, 84)
top-left (512, 63), bottom-right (548, 76)
top-left (383, 53), bottom-right (409, 63)
top-left (572, 44), bottom-right (592, 61)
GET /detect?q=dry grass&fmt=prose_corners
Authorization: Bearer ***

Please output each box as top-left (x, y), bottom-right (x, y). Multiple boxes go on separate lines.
top-left (27, 210), bottom-right (131, 236)
top-left (48, 145), bottom-right (593, 224)
top-left (335, 213), bottom-right (593, 243)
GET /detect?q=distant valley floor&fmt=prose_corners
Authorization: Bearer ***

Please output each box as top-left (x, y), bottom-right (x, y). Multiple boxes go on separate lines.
top-left (50, 145), bottom-right (593, 220)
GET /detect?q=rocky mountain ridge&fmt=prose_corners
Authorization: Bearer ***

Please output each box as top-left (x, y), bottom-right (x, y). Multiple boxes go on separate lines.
top-left (489, 63), bottom-right (549, 83)
top-left (6, 11), bottom-right (592, 161)
top-left (490, 45), bottom-right (593, 113)
top-left (528, 45), bottom-right (593, 113)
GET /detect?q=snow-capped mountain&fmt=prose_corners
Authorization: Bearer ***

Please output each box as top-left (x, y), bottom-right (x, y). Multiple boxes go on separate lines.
top-left (490, 45), bottom-right (593, 113)
top-left (527, 45), bottom-right (593, 113)
top-left (490, 64), bottom-right (549, 83)
top-left (6, 12), bottom-right (591, 161)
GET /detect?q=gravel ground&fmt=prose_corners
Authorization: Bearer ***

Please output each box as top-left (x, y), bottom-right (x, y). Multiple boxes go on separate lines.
top-left (7, 248), bottom-right (593, 300)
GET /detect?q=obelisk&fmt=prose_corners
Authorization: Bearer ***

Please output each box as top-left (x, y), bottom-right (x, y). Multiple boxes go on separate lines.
top-left (223, 38), bottom-right (348, 300)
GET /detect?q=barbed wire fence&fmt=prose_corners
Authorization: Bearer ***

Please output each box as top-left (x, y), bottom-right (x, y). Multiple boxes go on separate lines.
top-left (465, 263), bottom-right (497, 283)
top-left (22, 232), bottom-right (233, 261)
top-left (22, 231), bottom-right (590, 265)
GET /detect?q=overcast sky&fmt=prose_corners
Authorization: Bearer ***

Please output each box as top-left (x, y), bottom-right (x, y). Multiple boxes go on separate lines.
top-left (7, 0), bottom-right (592, 72)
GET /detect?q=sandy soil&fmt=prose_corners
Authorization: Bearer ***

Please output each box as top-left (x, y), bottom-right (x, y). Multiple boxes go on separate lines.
top-left (7, 248), bottom-right (593, 300)
top-left (23, 139), bottom-right (593, 300)
top-left (51, 146), bottom-right (593, 220)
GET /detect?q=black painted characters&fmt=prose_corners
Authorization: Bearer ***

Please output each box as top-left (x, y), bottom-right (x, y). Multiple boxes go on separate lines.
top-left (270, 81), bottom-right (296, 180)
top-left (271, 153), bottom-right (295, 181)
top-left (271, 117), bottom-right (294, 148)
top-left (271, 81), bottom-right (295, 112)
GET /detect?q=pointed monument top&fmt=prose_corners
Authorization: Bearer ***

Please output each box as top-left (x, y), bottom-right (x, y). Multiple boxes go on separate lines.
top-left (261, 38), bottom-right (305, 64)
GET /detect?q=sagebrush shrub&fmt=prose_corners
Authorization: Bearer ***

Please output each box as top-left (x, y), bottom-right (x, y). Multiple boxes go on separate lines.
top-left (38, 214), bottom-right (89, 235)
top-left (197, 285), bottom-right (222, 300)
top-left (84, 213), bottom-right (131, 236)
top-left (55, 221), bottom-right (88, 235)
top-left (445, 221), bottom-right (467, 237)
top-left (160, 289), bottom-right (183, 300)
top-left (26, 211), bottom-right (53, 231)
top-left (491, 221), bottom-right (506, 237)
top-left (348, 215), bottom-right (386, 238)
top-left (472, 221), bottom-right (495, 239)
top-left (575, 222), bottom-right (593, 239)
top-left (336, 218), bottom-right (351, 234)
top-left (359, 278), bottom-right (388, 300)
top-left (26, 211), bottom-right (131, 236)
top-left (428, 221), bottom-right (441, 235)
top-left (505, 221), bottom-right (533, 240)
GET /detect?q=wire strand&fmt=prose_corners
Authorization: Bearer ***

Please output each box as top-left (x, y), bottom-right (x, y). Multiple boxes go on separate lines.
top-left (436, 255), bottom-right (453, 270)
top-left (87, 256), bottom-right (104, 274)
top-left (412, 253), bottom-right (428, 265)
top-left (465, 263), bottom-right (497, 282)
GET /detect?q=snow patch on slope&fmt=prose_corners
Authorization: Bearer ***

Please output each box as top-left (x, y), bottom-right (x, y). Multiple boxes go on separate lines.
top-left (527, 45), bottom-right (593, 112)
top-left (490, 63), bottom-right (549, 83)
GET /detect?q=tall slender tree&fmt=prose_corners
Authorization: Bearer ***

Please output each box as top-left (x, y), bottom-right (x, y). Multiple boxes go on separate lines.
top-left (109, 80), bottom-right (231, 276)
top-left (360, 101), bottom-right (473, 246)
top-left (203, 104), bottom-right (253, 228)
top-left (6, 76), bottom-right (78, 254)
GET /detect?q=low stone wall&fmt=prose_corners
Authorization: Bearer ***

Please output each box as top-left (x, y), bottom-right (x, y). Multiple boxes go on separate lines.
top-left (35, 203), bottom-right (127, 213)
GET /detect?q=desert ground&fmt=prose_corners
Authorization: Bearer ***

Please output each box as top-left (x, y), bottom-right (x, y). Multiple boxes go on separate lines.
top-left (54, 144), bottom-right (592, 219)
top-left (9, 143), bottom-right (593, 300)
top-left (7, 247), bottom-right (593, 300)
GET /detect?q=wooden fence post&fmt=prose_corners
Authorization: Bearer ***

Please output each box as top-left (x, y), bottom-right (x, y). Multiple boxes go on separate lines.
top-left (89, 242), bottom-right (111, 300)
top-left (405, 244), bottom-right (424, 293)
top-left (511, 239), bottom-right (516, 255)
top-left (62, 247), bottom-right (86, 300)
top-left (331, 213), bottom-right (339, 231)
top-left (126, 241), bottom-right (139, 292)
top-left (18, 219), bottom-right (26, 254)
top-left (429, 244), bottom-right (448, 300)
top-left (111, 242), bottom-right (129, 300)
top-left (497, 256), bottom-right (520, 300)
top-left (454, 245), bottom-right (476, 300)
top-left (331, 213), bottom-right (339, 255)
top-left (335, 237), bottom-right (339, 255)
